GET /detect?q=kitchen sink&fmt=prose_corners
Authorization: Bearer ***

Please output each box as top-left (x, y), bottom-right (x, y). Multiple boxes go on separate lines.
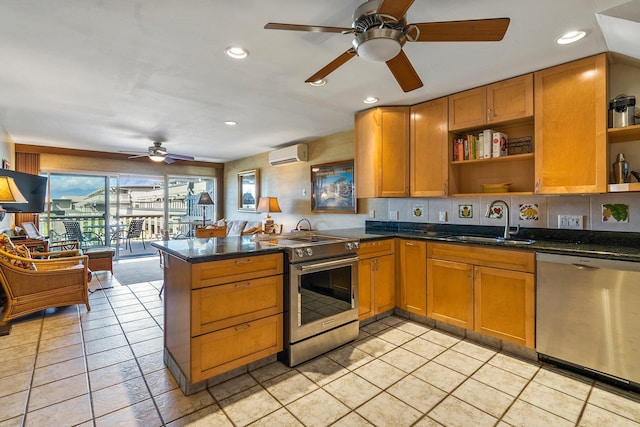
top-left (445, 235), bottom-right (535, 245)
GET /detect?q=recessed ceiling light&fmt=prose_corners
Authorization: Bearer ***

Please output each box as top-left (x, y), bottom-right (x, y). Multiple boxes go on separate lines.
top-left (556, 30), bottom-right (586, 45)
top-left (363, 97), bottom-right (379, 104)
top-left (225, 46), bottom-right (248, 59)
top-left (224, 121), bottom-right (238, 126)
top-left (309, 79), bottom-right (326, 87)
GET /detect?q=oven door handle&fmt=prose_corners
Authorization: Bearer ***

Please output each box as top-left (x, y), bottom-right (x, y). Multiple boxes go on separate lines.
top-left (298, 256), bottom-right (359, 271)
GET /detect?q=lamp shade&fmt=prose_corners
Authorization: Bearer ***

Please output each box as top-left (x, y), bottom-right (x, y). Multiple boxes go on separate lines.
top-left (0, 176), bottom-right (28, 203)
top-left (197, 192), bottom-right (214, 205)
top-left (256, 197), bottom-right (282, 213)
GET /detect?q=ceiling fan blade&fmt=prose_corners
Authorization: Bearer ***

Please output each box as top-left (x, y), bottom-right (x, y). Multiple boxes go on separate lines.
top-left (164, 157), bottom-right (176, 164)
top-left (265, 23), bottom-right (351, 34)
top-left (410, 18), bottom-right (510, 42)
top-left (386, 50), bottom-right (423, 93)
top-left (305, 48), bottom-right (357, 83)
top-left (377, 0), bottom-right (415, 21)
top-left (167, 153), bottom-right (195, 161)
top-left (127, 154), bottom-right (147, 159)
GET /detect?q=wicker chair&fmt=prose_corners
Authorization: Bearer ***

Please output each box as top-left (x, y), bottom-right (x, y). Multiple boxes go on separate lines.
top-left (125, 219), bottom-right (146, 251)
top-left (0, 247), bottom-right (90, 324)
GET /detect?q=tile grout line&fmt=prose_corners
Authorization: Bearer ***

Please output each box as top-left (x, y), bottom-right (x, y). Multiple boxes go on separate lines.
top-left (86, 278), bottom-right (167, 425)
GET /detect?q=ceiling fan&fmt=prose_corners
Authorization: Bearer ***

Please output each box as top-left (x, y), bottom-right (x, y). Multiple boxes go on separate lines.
top-left (126, 140), bottom-right (195, 164)
top-left (265, 0), bottom-right (510, 92)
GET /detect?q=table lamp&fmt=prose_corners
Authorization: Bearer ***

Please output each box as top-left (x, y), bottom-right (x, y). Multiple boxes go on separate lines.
top-left (197, 192), bottom-right (214, 226)
top-left (256, 197), bottom-right (281, 234)
top-left (0, 176), bottom-right (28, 222)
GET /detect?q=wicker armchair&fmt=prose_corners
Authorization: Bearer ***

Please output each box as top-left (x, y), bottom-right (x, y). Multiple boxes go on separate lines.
top-left (0, 247), bottom-right (91, 324)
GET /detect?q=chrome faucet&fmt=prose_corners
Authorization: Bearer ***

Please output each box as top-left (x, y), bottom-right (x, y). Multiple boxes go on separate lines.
top-left (485, 200), bottom-right (519, 239)
top-left (295, 218), bottom-right (312, 232)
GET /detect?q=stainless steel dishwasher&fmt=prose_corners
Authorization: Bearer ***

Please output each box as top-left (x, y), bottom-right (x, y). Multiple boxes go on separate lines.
top-left (536, 252), bottom-right (640, 386)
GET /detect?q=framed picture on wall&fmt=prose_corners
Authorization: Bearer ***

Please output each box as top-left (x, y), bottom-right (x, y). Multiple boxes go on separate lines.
top-left (311, 160), bottom-right (356, 213)
top-left (238, 169), bottom-right (260, 212)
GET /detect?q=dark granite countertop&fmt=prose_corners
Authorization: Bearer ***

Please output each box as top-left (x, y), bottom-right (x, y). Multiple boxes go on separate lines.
top-left (152, 223), bottom-right (640, 262)
top-left (151, 235), bottom-right (283, 263)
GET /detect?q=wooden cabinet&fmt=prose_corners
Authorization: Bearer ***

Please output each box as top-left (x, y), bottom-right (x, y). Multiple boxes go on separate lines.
top-left (358, 239), bottom-right (395, 321)
top-left (164, 252), bottom-right (284, 384)
top-left (427, 243), bottom-right (535, 348)
top-left (534, 53), bottom-right (608, 194)
top-left (355, 107), bottom-right (410, 197)
top-left (397, 239), bottom-right (427, 316)
top-left (447, 74), bottom-right (535, 195)
top-left (449, 74), bottom-right (533, 131)
top-left (411, 97), bottom-right (449, 196)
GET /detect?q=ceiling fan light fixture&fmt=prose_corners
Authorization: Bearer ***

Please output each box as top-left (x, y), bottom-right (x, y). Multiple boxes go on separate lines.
top-left (353, 28), bottom-right (402, 62)
top-left (149, 154), bottom-right (165, 162)
top-left (225, 46), bottom-right (249, 59)
top-left (556, 30), bottom-right (586, 45)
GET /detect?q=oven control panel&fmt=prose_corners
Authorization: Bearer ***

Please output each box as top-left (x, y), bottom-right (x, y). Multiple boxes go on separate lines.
top-left (289, 240), bottom-right (359, 262)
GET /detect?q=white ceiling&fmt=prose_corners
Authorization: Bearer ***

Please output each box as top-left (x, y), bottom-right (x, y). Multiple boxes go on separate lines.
top-left (0, 0), bottom-right (634, 163)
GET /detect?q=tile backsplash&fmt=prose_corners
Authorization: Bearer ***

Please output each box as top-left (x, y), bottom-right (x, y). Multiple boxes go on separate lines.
top-left (387, 193), bottom-right (640, 233)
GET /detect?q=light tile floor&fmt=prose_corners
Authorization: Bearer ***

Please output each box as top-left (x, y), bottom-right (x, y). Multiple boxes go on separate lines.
top-left (1, 269), bottom-right (640, 426)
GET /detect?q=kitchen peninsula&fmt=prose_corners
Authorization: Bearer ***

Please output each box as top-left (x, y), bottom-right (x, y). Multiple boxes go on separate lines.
top-left (153, 236), bottom-right (285, 395)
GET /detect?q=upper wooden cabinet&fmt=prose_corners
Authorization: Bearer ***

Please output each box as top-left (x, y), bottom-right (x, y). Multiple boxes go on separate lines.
top-left (411, 97), bottom-right (449, 196)
top-left (355, 107), bottom-right (410, 198)
top-left (448, 74), bottom-right (534, 131)
top-left (534, 54), bottom-right (607, 194)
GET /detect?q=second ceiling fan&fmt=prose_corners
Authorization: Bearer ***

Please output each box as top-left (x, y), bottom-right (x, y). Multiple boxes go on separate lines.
top-left (265, 0), bottom-right (510, 92)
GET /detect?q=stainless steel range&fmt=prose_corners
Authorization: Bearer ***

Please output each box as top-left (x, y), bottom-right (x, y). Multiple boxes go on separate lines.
top-left (274, 233), bottom-right (360, 367)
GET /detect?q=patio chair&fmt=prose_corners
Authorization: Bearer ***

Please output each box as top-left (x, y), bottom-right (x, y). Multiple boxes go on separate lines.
top-left (125, 219), bottom-right (146, 252)
top-left (62, 220), bottom-right (103, 248)
top-left (0, 235), bottom-right (90, 326)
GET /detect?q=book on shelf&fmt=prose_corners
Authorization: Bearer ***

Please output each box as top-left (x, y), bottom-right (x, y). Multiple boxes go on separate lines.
top-left (482, 129), bottom-right (493, 159)
top-left (492, 131), bottom-right (508, 157)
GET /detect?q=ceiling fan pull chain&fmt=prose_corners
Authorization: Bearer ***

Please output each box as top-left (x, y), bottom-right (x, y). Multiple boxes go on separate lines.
top-left (405, 24), bottom-right (420, 42)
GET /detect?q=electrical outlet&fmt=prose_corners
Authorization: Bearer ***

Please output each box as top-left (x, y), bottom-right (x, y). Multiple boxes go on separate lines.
top-left (389, 210), bottom-right (399, 220)
top-left (558, 215), bottom-right (584, 230)
top-left (368, 209), bottom-right (375, 219)
top-left (439, 211), bottom-right (448, 222)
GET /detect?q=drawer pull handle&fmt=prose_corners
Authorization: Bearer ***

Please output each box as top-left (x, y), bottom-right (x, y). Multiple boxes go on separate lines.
top-left (235, 282), bottom-right (251, 287)
top-left (235, 324), bottom-right (251, 331)
top-left (236, 259), bottom-right (252, 264)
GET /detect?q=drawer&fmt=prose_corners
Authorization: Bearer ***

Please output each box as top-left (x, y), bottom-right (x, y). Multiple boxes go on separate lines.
top-left (358, 239), bottom-right (394, 259)
top-left (192, 274), bottom-right (283, 336)
top-left (192, 253), bottom-right (283, 289)
top-left (191, 314), bottom-right (283, 383)
top-left (427, 242), bottom-right (534, 273)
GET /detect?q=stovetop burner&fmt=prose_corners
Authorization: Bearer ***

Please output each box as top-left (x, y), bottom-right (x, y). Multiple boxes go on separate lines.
top-left (266, 233), bottom-right (359, 262)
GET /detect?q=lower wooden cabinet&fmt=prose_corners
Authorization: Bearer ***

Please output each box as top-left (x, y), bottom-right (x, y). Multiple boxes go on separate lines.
top-left (163, 252), bottom-right (284, 385)
top-left (427, 243), bottom-right (535, 348)
top-left (398, 239), bottom-right (427, 316)
top-left (358, 239), bottom-right (395, 320)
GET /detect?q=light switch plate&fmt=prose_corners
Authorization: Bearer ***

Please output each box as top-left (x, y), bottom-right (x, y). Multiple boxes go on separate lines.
top-left (439, 211), bottom-right (448, 222)
top-left (368, 209), bottom-right (375, 219)
top-left (389, 210), bottom-right (399, 220)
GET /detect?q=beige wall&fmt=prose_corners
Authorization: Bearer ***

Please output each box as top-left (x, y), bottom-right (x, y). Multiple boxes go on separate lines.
top-left (224, 130), bottom-right (386, 232)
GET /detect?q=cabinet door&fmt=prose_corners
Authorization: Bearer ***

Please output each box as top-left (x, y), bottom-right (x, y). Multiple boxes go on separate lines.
top-left (427, 259), bottom-right (473, 329)
top-left (411, 97), bottom-right (449, 196)
top-left (448, 86), bottom-right (486, 131)
top-left (486, 73), bottom-right (533, 124)
top-left (474, 266), bottom-right (535, 348)
top-left (358, 258), bottom-right (374, 321)
top-left (398, 239), bottom-right (427, 316)
top-left (375, 254), bottom-right (395, 314)
top-left (534, 54), bottom-right (607, 194)
top-left (355, 107), bottom-right (410, 198)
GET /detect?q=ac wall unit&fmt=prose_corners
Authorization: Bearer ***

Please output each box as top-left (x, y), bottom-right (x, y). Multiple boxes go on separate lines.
top-left (268, 144), bottom-right (308, 166)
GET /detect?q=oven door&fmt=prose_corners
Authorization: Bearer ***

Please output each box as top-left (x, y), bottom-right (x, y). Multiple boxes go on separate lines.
top-left (289, 255), bottom-right (359, 343)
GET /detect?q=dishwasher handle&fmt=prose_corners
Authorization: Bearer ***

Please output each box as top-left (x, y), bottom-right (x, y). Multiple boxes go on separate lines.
top-left (572, 263), bottom-right (599, 271)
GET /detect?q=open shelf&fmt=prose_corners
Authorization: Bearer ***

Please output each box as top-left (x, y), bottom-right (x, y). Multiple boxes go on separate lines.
top-left (608, 182), bottom-right (640, 192)
top-left (450, 153), bottom-right (534, 166)
top-left (608, 124), bottom-right (640, 144)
